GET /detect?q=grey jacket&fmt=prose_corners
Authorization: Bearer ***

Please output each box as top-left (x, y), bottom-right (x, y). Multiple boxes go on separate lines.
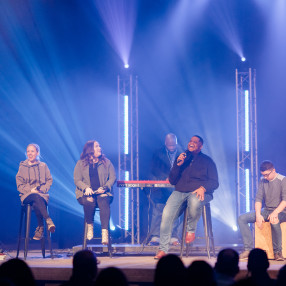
top-left (74, 158), bottom-right (116, 199)
top-left (16, 160), bottom-right (53, 203)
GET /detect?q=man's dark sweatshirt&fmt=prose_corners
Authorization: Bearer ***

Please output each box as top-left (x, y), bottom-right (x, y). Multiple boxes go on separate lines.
top-left (169, 151), bottom-right (219, 197)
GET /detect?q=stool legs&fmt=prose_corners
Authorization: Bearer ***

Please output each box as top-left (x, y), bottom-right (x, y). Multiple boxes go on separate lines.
top-left (202, 204), bottom-right (215, 258)
top-left (180, 208), bottom-right (188, 258)
top-left (180, 203), bottom-right (215, 258)
top-left (107, 226), bottom-right (112, 258)
top-left (202, 205), bottom-right (211, 259)
top-left (24, 204), bottom-right (32, 260)
top-left (83, 219), bottom-right (88, 250)
top-left (82, 216), bottom-right (112, 257)
top-left (206, 204), bottom-right (215, 257)
top-left (46, 228), bottom-right (54, 259)
top-left (16, 206), bottom-right (25, 258)
top-left (17, 204), bottom-right (53, 259)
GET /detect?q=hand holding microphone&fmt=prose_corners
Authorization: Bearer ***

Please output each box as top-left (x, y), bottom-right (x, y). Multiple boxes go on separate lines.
top-left (95, 187), bottom-right (106, 194)
top-left (177, 152), bottom-right (187, 166)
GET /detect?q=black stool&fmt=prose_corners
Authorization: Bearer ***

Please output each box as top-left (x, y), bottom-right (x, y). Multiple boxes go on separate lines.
top-left (16, 204), bottom-right (53, 260)
top-left (82, 210), bottom-right (113, 257)
top-left (180, 202), bottom-right (215, 259)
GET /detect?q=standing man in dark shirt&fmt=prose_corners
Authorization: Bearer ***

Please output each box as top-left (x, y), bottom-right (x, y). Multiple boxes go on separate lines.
top-left (148, 133), bottom-right (183, 246)
top-left (154, 135), bottom-right (219, 259)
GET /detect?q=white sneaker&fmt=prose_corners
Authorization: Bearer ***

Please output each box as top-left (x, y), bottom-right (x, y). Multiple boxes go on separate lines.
top-left (87, 224), bottom-right (93, 240)
top-left (102, 229), bottom-right (109, 245)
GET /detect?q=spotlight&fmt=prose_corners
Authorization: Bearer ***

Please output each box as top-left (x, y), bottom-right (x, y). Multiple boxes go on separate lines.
top-left (232, 225), bottom-right (238, 231)
top-left (124, 63), bottom-right (129, 69)
top-left (110, 225), bottom-right (125, 242)
top-left (241, 57), bottom-right (246, 62)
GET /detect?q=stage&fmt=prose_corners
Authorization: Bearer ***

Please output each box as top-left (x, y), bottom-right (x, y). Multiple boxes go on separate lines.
top-left (1, 244), bottom-right (285, 286)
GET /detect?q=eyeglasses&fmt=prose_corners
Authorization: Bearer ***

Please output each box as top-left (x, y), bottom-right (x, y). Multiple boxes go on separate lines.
top-left (262, 169), bottom-right (274, 178)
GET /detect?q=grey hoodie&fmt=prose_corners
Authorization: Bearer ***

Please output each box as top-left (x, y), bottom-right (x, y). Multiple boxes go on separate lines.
top-left (16, 159), bottom-right (53, 203)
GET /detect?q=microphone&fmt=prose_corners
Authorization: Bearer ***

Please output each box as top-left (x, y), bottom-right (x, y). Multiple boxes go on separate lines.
top-left (177, 150), bottom-right (191, 164)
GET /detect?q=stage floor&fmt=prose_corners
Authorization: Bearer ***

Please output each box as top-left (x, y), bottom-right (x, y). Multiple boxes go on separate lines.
top-left (1, 245), bottom-right (285, 285)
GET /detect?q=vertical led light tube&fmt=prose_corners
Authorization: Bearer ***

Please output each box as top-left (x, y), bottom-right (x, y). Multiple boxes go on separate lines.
top-left (244, 90), bottom-right (249, 152)
top-left (245, 169), bottom-right (250, 212)
top-left (124, 95), bottom-right (129, 155)
top-left (124, 170), bottom-right (129, 230)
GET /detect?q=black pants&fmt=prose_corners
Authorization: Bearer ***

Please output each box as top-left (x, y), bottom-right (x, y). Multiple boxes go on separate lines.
top-left (78, 195), bottom-right (112, 229)
top-left (23, 194), bottom-right (49, 227)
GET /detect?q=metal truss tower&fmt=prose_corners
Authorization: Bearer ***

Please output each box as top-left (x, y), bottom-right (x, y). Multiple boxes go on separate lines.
top-left (236, 68), bottom-right (258, 218)
top-left (117, 73), bottom-right (140, 244)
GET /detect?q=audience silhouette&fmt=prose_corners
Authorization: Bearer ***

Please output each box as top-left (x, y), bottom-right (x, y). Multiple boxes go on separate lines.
top-left (95, 267), bottom-right (128, 286)
top-left (214, 248), bottom-right (239, 286)
top-left (2, 247), bottom-right (286, 286)
top-left (154, 254), bottom-right (186, 286)
top-left (0, 258), bottom-right (36, 286)
top-left (187, 260), bottom-right (216, 286)
top-left (277, 264), bottom-right (286, 286)
top-left (247, 248), bottom-right (276, 286)
top-left (61, 250), bottom-right (98, 286)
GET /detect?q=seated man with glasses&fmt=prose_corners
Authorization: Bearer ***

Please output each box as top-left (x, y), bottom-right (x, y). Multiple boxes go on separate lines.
top-left (238, 160), bottom-right (286, 261)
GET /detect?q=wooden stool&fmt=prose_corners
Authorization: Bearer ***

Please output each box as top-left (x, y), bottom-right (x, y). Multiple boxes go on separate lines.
top-left (255, 221), bottom-right (286, 259)
top-left (82, 209), bottom-right (113, 257)
top-left (16, 204), bottom-right (53, 260)
top-left (180, 203), bottom-right (215, 258)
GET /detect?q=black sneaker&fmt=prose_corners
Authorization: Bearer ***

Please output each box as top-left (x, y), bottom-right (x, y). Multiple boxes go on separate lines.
top-left (33, 226), bottom-right (44, 240)
top-left (274, 252), bottom-right (284, 261)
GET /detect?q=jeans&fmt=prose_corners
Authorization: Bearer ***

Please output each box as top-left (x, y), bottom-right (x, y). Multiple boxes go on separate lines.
top-left (238, 209), bottom-right (286, 253)
top-left (159, 190), bottom-right (212, 253)
top-left (149, 203), bottom-right (182, 239)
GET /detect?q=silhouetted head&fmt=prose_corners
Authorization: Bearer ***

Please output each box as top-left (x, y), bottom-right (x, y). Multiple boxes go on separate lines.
top-left (0, 258), bottom-right (35, 286)
top-left (247, 248), bottom-right (269, 274)
top-left (215, 248), bottom-right (239, 277)
top-left (277, 264), bottom-right (286, 286)
top-left (154, 254), bottom-right (186, 286)
top-left (95, 267), bottom-right (128, 286)
top-left (72, 250), bottom-right (98, 281)
top-left (187, 260), bottom-right (216, 286)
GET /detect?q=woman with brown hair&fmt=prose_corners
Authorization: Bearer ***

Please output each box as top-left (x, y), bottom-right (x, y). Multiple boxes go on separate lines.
top-left (74, 140), bottom-right (116, 244)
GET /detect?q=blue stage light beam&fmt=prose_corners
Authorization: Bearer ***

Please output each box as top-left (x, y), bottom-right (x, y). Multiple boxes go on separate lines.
top-left (167, 0), bottom-right (209, 53)
top-left (94, 0), bottom-right (137, 67)
top-left (0, 1), bottom-right (118, 230)
top-left (209, 1), bottom-right (244, 58)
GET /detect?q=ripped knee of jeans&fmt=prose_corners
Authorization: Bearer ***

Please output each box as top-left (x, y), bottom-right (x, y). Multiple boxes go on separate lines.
top-left (86, 197), bottom-right (94, 203)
